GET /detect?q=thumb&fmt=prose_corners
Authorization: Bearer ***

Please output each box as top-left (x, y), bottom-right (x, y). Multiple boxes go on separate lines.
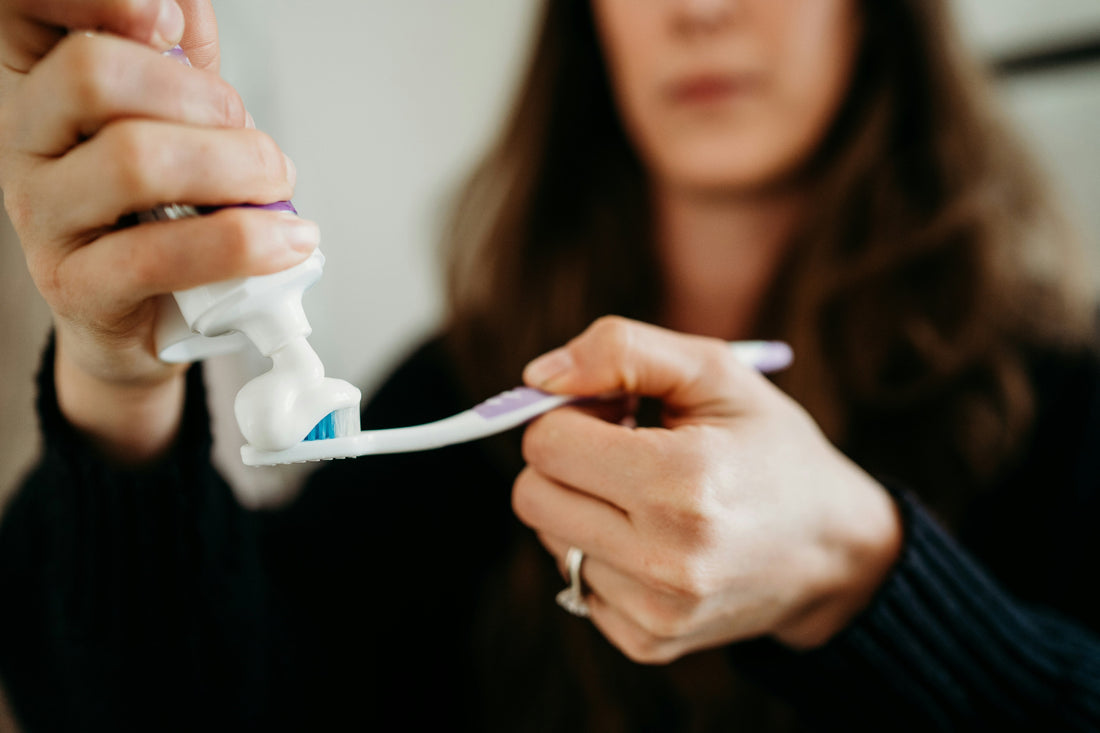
top-left (522, 316), bottom-right (762, 417)
top-left (2, 0), bottom-right (185, 74)
top-left (175, 0), bottom-right (220, 72)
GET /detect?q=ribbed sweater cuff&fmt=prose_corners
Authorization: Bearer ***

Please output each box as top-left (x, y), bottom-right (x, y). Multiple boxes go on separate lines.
top-left (33, 333), bottom-right (213, 485)
top-left (1, 337), bottom-right (268, 731)
top-left (731, 488), bottom-right (1100, 729)
top-left (4, 334), bottom-right (222, 640)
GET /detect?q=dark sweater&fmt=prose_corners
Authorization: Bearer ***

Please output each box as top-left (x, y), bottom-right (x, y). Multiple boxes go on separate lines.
top-left (1, 335), bottom-right (1099, 731)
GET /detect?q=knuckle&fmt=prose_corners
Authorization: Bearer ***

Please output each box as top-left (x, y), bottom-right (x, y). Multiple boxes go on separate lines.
top-left (665, 496), bottom-right (713, 548)
top-left (644, 448), bottom-right (714, 541)
top-left (216, 211), bottom-right (267, 270)
top-left (65, 50), bottom-right (115, 114)
top-left (591, 314), bottom-right (631, 335)
top-left (0, 104), bottom-right (12, 148)
top-left (53, 33), bottom-right (98, 76)
top-left (219, 85), bottom-right (248, 128)
top-left (590, 315), bottom-right (634, 356)
top-left (107, 0), bottom-right (163, 41)
top-left (25, 251), bottom-right (60, 300)
top-left (702, 340), bottom-right (737, 381)
top-left (658, 438), bottom-right (708, 485)
top-left (633, 598), bottom-right (688, 641)
top-left (580, 314), bottom-right (642, 387)
top-left (247, 131), bottom-right (285, 184)
top-left (643, 553), bottom-right (709, 601)
top-left (2, 185), bottom-right (33, 232)
top-left (52, 36), bottom-right (128, 117)
top-left (677, 560), bottom-right (712, 599)
top-left (127, 240), bottom-right (162, 290)
top-left (105, 122), bottom-right (161, 195)
top-left (519, 418), bottom-right (553, 469)
top-left (617, 633), bottom-right (675, 666)
top-left (510, 468), bottom-right (539, 528)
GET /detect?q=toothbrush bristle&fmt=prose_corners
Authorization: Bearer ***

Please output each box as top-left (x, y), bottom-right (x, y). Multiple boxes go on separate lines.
top-left (304, 414), bottom-right (334, 441)
top-left (304, 406), bottom-right (361, 442)
top-left (331, 405), bottom-right (361, 436)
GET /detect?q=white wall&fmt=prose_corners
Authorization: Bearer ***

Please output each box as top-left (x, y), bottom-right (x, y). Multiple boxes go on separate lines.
top-left (952, 0), bottom-right (1100, 57)
top-left (953, 0), bottom-right (1100, 276)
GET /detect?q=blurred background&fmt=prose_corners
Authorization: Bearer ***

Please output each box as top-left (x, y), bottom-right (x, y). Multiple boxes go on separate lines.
top-left (2, 0), bottom-right (1099, 510)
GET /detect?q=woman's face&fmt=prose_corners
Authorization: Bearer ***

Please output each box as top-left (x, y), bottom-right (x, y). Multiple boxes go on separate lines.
top-left (592, 0), bottom-right (861, 195)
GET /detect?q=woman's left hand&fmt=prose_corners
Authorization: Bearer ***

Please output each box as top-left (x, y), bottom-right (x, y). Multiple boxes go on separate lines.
top-left (515, 316), bottom-right (902, 662)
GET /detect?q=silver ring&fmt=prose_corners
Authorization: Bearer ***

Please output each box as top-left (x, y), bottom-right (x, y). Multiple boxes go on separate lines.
top-left (555, 546), bottom-right (591, 617)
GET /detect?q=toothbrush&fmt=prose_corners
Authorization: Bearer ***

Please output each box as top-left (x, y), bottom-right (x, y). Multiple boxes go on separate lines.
top-left (242, 340), bottom-right (793, 466)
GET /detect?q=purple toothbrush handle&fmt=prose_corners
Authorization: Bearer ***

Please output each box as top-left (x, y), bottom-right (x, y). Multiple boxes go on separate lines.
top-left (472, 387), bottom-right (562, 419)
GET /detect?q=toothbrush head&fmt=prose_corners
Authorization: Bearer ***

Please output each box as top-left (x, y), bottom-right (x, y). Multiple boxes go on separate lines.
top-left (242, 405), bottom-right (363, 466)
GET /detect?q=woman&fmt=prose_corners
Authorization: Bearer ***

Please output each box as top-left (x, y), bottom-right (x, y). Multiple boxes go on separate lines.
top-left (1, 0), bottom-right (1098, 730)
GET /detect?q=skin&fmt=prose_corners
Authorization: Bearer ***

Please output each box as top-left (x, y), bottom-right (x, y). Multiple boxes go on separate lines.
top-left (596, 0), bottom-right (861, 340)
top-left (515, 0), bottom-right (902, 657)
top-left (0, 0), bottom-right (317, 463)
top-left (593, 0), bottom-right (860, 195)
top-left (520, 318), bottom-right (900, 655)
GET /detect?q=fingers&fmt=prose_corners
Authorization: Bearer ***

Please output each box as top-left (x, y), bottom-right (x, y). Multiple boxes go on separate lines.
top-left (512, 467), bottom-right (635, 565)
top-left (538, 533), bottom-right (706, 665)
top-left (46, 207), bottom-right (319, 318)
top-left (585, 597), bottom-right (685, 665)
top-left (175, 0), bottom-right (219, 71)
top-left (1, 0), bottom-right (185, 72)
top-left (523, 316), bottom-right (766, 419)
top-left (25, 120), bottom-right (293, 237)
top-left (522, 406), bottom-right (657, 511)
top-left (18, 32), bottom-right (246, 156)
top-left (0, 13), bottom-right (63, 76)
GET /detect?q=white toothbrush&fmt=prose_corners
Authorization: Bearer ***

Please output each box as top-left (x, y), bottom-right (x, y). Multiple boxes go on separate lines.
top-left (240, 340), bottom-right (793, 466)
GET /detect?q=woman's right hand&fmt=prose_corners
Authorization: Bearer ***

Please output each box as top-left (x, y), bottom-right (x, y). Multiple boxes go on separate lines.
top-left (0, 1), bottom-right (319, 462)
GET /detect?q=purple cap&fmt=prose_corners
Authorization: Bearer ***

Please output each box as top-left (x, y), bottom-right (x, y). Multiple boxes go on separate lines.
top-left (240, 201), bottom-right (299, 215)
top-left (165, 45), bottom-right (192, 67)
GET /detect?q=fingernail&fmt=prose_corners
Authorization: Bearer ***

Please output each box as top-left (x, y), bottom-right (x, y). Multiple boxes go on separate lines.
top-left (279, 218), bottom-right (320, 253)
top-left (283, 154), bottom-right (297, 188)
top-left (245, 111), bottom-right (256, 130)
top-left (524, 348), bottom-right (574, 388)
top-left (153, 1), bottom-right (185, 48)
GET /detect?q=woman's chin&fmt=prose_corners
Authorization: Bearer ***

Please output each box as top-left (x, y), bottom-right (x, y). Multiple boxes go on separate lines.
top-left (651, 146), bottom-right (806, 198)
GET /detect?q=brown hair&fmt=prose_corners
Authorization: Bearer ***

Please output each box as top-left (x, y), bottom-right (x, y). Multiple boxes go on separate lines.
top-left (442, 2), bottom-right (1094, 727)
top-left (442, 0), bottom-right (1093, 515)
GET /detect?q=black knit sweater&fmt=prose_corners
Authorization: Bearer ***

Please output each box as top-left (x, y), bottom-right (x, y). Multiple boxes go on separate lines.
top-left (1, 335), bottom-right (1099, 731)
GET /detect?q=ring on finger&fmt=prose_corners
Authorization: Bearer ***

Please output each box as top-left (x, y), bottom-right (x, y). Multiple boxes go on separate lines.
top-left (555, 546), bottom-right (591, 618)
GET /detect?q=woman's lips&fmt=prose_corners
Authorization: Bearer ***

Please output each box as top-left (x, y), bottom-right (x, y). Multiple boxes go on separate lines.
top-left (667, 73), bottom-right (757, 104)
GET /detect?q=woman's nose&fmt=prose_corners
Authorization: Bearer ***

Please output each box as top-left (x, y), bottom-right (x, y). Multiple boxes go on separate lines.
top-left (672, 0), bottom-right (741, 33)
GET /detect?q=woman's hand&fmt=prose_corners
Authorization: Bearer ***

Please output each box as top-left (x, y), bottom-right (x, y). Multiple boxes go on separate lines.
top-left (0, 1), bottom-right (317, 462)
top-left (515, 317), bottom-right (902, 662)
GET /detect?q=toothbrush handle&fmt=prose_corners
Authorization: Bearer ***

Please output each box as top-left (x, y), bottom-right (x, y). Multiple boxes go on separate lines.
top-left (467, 340), bottom-right (792, 429)
top-left (727, 340), bottom-right (794, 374)
top-left (239, 340), bottom-right (793, 465)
